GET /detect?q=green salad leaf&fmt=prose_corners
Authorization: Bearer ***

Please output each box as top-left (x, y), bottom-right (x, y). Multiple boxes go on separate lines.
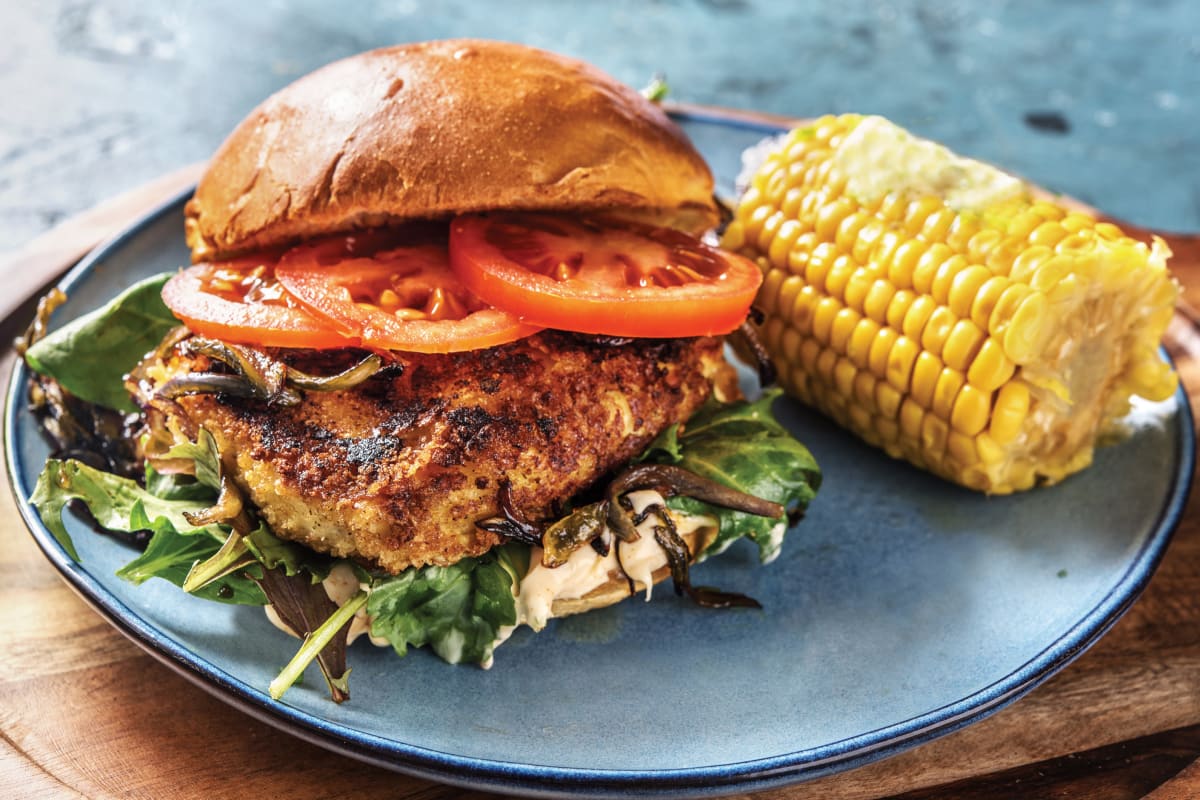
top-left (31, 458), bottom-right (264, 603)
top-left (641, 388), bottom-right (821, 562)
top-left (367, 544), bottom-right (525, 666)
top-left (23, 274), bottom-right (178, 413)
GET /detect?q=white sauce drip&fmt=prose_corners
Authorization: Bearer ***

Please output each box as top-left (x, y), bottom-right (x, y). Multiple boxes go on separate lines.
top-left (833, 115), bottom-right (1026, 212)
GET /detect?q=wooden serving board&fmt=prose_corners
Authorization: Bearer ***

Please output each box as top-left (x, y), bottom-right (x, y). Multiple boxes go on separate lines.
top-left (1, 165), bottom-right (1199, 799)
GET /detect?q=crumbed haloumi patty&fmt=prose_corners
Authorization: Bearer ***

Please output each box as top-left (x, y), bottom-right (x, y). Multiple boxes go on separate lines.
top-left (134, 332), bottom-right (735, 573)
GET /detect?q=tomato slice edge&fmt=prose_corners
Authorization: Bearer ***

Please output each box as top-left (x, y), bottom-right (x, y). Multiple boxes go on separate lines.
top-left (448, 214), bottom-right (761, 338)
top-left (162, 266), bottom-right (356, 350)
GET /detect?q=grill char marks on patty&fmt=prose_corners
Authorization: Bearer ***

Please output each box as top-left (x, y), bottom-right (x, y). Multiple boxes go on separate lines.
top-left (136, 332), bottom-right (733, 574)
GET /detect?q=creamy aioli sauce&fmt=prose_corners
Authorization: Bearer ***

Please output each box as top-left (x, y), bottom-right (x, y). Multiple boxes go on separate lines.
top-left (833, 116), bottom-right (1026, 212)
top-left (264, 490), bottom-right (715, 666)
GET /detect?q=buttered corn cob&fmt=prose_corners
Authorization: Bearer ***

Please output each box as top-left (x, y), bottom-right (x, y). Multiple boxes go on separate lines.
top-left (723, 114), bottom-right (1178, 494)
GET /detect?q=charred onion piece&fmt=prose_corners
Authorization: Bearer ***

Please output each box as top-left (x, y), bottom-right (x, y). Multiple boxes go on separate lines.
top-left (183, 338), bottom-right (295, 404)
top-left (183, 475), bottom-right (256, 534)
top-left (475, 479), bottom-right (543, 546)
top-left (731, 315), bottom-right (777, 387)
top-left (15, 288), bottom-right (66, 356)
top-left (21, 290), bottom-right (143, 477)
top-left (164, 341), bottom-right (382, 404)
top-left (287, 354), bottom-right (384, 392)
top-left (541, 502), bottom-right (608, 567)
top-left (152, 325), bottom-right (193, 361)
top-left (605, 495), bottom-right (642, 543)
top-left (648, 504), bottom-right (762, 609)
top-left (158, 373), bottom-right (287, 402)
top-left (648, 505), bottom-right (692, 593)
top-left (607, 463), bottom-right (784, 519)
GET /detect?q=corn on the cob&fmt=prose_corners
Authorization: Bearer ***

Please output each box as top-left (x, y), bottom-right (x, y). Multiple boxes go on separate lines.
top-left (723, 114), bottom-right (1178, 494)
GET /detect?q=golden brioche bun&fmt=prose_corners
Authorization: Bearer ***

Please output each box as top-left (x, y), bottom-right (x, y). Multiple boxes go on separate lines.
top-left (185, 39), bottom-right (718, 261)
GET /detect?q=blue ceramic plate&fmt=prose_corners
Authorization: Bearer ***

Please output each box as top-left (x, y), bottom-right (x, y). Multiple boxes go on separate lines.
top-left (6, 111), bottom-right (1195, 798)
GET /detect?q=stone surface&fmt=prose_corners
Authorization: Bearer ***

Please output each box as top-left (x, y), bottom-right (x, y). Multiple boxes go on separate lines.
top-left (1, 0), bottom-right (1197, 252)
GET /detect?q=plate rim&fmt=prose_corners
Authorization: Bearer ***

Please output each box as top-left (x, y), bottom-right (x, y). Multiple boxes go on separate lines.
top-left (5, 110), bottom-right (1196, 797)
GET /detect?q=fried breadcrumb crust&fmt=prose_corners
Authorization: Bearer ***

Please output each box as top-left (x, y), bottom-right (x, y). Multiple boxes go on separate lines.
top-left (134, 332), bottom-right (735, 573)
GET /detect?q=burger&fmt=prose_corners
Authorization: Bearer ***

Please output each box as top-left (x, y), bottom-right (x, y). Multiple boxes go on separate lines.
top-left (24, 39), bottom-right (820, 701)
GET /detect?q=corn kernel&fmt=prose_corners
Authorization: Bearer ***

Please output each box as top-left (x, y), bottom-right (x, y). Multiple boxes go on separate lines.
top-left (781, 325), bottom-right (804, 365)
top-left (887, 289), bottom-right (917, 330)
top-left (721, 221), bottom-right (746, 251)
top-left (946, 214), bottom-right (982, 252)
top-left (761, 317), bottom-right (785, 354)
top-left (888, 239), bottom-right (926, 289)
top-left (931, 255), bottom-right (970, 305)
top-left (899, 397), bottom-right (924, 440)
top-left (811, 296), bottom-right (841, 344)
top-left (805, 241), bottom-right (838, 289)
top-left (947, 431), bottom-right (979, 465)
top-left (912, 243), bottom-right (954, 295)
top-left (945, 265), bottom-right (991, 319)
top-left (825, 255), bottom-right (857, 300)
top-left (1006, 209), bottom-right (1042, 240)
top-left (886, 336), bottom-right (920, 392)
top-left (853, 371), bottom-right (877, 411)
top-left (970, 275), bottom-right (1011, 331)
top-left (756, 210), bottom-right (786, 252)
top-left (836, 211), bottom-right (871, 255)
top-left (910, 351), bottom-right (943, 409)
top-left (799, 338), bottom-right (822, 373)
top-left (1001, 292), bottom-right (1050, 364)
top-left (920, 306), bottom-right (958, 356)
top-left (816, 197), bottom-right (856, 241)
top-left (787, 232), bottom-right (817, 274)
top-left (951, 385), bottom-right (992, 435)
top-left (920, 415), bottom-right (950, 457)
top-left (989, 380), bottom-right (1030, 444)
top-left (777, 275), bottom-right (804, 320)
top-left (920, 206), bottom-right (956, 242)
top-left (942, 319), bottom-right (986, 372)
top-left (790, 285), bottom-right (819, 336)
top-left (768, 218), bottom-right (805, 266)
top-left (967, 228), bottom-right (1003, 262)
top-left (904, 196), bottom-right (944, 236)
top-left (864, 279), bottom-right (897, 323)
top-left (847, 318), bottom-right (881, 368)
top-left (834, 357), bottom-right (857, 398)
top-left (902, 295), bottom-right (938, 341)
top-left (1027, 220), bottom-right (1068, 248)
top-left (844, 269), bottom-right (874, 312)
top-left (781, 187), bottom-right (807, 220)
top-left (932, 368), bottom-right (966, 419)
top-left (876, 382), bottom-right (903, 420)
top-left (868, 326), bottom-right (900, 378)
top-left (1008, 245), bottom-right (1053, 284)
top-left (815, 346), bottom-right (839, 385)
top-left (985, 237), bottom-right (1027, 276)
top-left (830, 307), bottom-right (862, 353)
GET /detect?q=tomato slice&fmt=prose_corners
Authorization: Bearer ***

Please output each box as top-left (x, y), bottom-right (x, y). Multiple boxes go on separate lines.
top-left (162, 256), bottom-right (355, 349)
top-left (275, 229), bottom-right (540, 354)
top-left (448, 213), bottom-right (762, 337)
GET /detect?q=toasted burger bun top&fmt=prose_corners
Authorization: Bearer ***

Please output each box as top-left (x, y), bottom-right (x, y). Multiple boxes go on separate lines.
top-left (185, 39), bottom-right (718, 262)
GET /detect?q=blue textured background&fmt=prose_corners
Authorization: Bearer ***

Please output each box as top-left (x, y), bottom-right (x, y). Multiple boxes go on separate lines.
top-left (1, 0), bottom-right (1197, 252)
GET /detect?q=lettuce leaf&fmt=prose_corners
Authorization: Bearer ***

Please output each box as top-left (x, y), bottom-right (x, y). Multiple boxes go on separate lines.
top-left (640, 388), bottom-right (821, 563)
top-left (367, 544), bottom-right (525, 665)
top-left (31, 458), bottom-right (264, 604)
top-left (23, 274), bottom-right (178, 413)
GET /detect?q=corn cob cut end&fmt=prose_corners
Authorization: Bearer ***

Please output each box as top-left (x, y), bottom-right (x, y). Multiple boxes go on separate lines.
top-left (726, 114), bottom-right (1179, 494)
